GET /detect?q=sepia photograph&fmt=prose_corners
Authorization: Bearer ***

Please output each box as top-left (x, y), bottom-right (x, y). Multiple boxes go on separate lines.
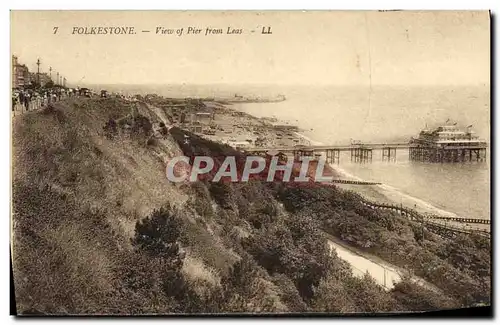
top-left (10, 10), bottom-right (491, 315)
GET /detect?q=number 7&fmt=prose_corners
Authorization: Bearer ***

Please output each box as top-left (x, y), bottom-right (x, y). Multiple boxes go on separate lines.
top-left (53, 27), bottom-right (58, 34)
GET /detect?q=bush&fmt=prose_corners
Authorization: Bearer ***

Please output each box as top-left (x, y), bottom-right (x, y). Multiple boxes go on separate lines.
top-left (131, 205), bottom-right (189, 303)
top-left (243, 214), bottom-right (333, 301)
top-left (311, 271), bottom-right (357, 313)
top-left (146, 137), bottom-right (159, 146)
top-left (390, 276), bottom-right (458, 311)
top-left (103, 118), bottom-right (118, 139)
top-left (132, 205), bottom-right (182, 258)
top-left (271, 273), bottom-right (308, 312)
top-left (218, 254), bottom-right (282, 312)
top-left (131, 115), bottom-right (153, 136)
top-left (208, 182), bottom-right (235, 210)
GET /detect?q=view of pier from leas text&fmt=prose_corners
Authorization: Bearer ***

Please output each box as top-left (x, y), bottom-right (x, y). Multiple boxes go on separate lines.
top-left (10, 10), bottom-right (491, 316)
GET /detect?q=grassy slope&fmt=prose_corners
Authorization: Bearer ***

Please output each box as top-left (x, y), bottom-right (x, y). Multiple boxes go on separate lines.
top-left (12, 98), bottom-right (214, 313)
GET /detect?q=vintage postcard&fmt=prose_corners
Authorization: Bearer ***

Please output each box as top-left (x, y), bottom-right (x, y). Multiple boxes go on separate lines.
top-left (10, 10), bottom-right (490, 315)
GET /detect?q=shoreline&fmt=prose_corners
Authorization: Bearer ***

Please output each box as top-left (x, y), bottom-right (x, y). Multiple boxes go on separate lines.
top-left (297, 131), bottom-right (490, 231)
top-left (230, 104), bottom-right (489, 231)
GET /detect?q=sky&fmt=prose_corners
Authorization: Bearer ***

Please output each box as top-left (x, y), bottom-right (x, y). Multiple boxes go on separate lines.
top-left (10, 10), bottom-right (490, 86)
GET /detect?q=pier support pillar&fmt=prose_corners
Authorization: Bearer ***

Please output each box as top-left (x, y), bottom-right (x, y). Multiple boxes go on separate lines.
top-left (350, 147), bottom-right (372, 163)
top-left (382, 147), bottom-right (397, 161)
top-left (409, 146), bottom-right (486, 163)
top-left (326, 149), bottom-right (340, 164)
top-left (294, 150), bottom-right (314, 160)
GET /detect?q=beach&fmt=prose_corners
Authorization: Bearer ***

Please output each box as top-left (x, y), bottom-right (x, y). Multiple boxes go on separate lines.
top-left (287, 129), bottom-right (490, 233)
top-left (217, 101), bottom-right (490, 234)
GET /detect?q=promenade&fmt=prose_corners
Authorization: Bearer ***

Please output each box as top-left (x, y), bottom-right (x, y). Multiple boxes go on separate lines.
top-left (12, 91), bottom-right (70, 116)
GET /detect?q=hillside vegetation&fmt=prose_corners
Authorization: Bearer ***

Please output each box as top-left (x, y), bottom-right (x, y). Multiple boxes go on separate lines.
top-left (11, 98), bottom-right (490, 314)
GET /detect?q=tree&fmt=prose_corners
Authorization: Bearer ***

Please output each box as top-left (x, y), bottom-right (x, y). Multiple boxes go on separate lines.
top-left (390, 276), bottom-right (457, 311)
top-left (311, 272), bottom-right (357, 313)
top-left (132, 205), bottom-right (188, 302)
top-left (218, 254), bottom-right (280, 312)
top-left (132, 205), bottom-right (183, 259)
top-left (209, 182), bottom-right (235, 210)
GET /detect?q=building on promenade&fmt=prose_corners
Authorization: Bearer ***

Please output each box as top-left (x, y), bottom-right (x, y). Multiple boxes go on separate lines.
top-left (12, 55), bottom-right (17, 88)
top-left (12, 55), bottom-right (54, 88)
top-left (12, 55), bottom-right (30, 88)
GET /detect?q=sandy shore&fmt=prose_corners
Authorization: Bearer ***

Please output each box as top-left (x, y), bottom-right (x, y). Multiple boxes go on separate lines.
top-left (290, 126), bottom-right (489, 232)
top-left (208, 104), bottom-right (489, 233)
top-left (321, 160), bottom-right (489, 231)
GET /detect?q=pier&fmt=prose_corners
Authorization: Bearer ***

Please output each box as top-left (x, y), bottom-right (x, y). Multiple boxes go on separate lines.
top-left (350, 147), bottom-right (373, 163)
top-left (245, 143), bottom-right (409, 163)
top-left (408, 124), bottom-right (487, 163)
top-left (409, 145), bottom-right (487, 163)
top-left (244, 141), bottom-right (487, 164)
top-left (243, 124), bottom-right (488, 164)
top-left (382, 147), bottom-right (397, 161)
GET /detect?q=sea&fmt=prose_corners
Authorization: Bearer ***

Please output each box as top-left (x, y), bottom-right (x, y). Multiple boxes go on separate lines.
top-left (101, 83), bottom-right (490, 219)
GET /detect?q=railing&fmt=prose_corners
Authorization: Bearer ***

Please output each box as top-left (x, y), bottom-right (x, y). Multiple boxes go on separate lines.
top-left (246, 143), bottom-right (411, 153)
top-left (360, 199), bottom-right (490, 238)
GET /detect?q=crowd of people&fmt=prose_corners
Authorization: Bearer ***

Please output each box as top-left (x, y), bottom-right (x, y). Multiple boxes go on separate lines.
top-left (11, 87), bottom-right (89, 113)
top-left (11, 86), bottom-right (133, 115)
